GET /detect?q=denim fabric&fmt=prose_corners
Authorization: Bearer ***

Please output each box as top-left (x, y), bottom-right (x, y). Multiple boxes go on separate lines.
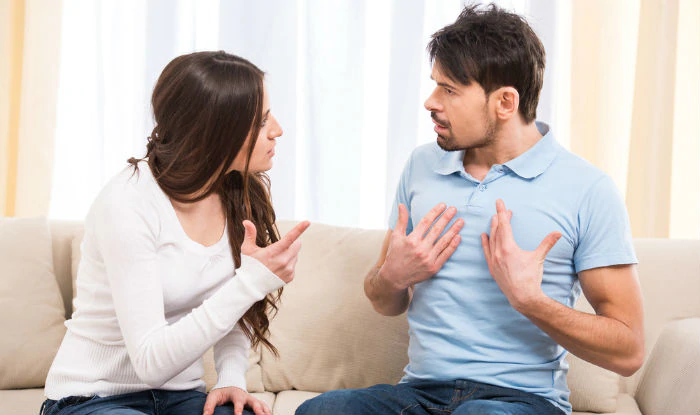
top-left (39, 389), bottom-right (253, 415)
top-left (295, 379), bottom-right (566, 415)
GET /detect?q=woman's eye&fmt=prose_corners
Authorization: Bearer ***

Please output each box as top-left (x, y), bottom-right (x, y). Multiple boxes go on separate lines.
top-left (261, 119), bottom-right (268, 127)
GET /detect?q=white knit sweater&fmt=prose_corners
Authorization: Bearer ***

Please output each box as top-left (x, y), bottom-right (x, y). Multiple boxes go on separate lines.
top-left (44, 162), bottom-right (284, 400)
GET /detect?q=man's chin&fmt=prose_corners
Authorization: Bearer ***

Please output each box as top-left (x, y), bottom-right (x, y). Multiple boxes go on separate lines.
top-left (437, 135), bottom-right (459, 152)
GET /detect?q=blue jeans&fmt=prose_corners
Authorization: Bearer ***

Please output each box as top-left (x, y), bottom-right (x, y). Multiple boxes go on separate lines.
top-left (295, 379), bottom-right (566, 415)
top-left (39, 389), bottom-right (252, 415)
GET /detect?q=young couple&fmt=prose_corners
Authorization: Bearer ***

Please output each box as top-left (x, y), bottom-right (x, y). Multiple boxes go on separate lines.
top-left (41, 5), bottom-right (643, 415)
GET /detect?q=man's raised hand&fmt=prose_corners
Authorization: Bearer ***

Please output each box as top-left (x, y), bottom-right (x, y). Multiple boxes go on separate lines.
top-left (379, 203), bottom-right (464, 290)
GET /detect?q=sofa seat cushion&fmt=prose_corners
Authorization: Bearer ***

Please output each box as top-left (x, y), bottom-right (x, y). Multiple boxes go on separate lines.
top-left (0, 388), bottom-right (46, 415)
top-left (572, 393), bottom-right (640, 415)
top-left (0, 217), bottom-right (66, 389)
top-left (272, 390), bottom-right (320, 415)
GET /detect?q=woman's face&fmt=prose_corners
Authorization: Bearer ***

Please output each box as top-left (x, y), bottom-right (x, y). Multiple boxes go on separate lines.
top-left (229, 84), bottom-right (283, 173)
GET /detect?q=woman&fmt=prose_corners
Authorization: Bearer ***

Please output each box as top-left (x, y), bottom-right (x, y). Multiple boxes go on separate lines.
top-left (41, 51), bottom-right (309, 415)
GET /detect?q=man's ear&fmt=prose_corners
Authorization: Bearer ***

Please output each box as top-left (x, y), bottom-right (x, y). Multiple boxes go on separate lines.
top-left (493, 87), bottom-right (520, 120)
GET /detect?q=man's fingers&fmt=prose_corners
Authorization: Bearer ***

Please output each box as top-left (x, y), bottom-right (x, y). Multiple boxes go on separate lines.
top-left (481, 233), bottom-right (491, 264)
top-left (424, 206), bottom-right (457, 245)
top-left (434, 233), bottom-right (461, 268)
top-left (495, 199), bottom-right (514, 243)
top-left (413, 203), bottom-right (447, 237)
top-left (431, 218), bottom-right (464, 255)
top-left (393, 204), bottom-right (409, 236)
top-left (276, 221), bottom-right (310, 250)
top-left (536, 231), bottom-right (562, 260)
top-left (489, 214), bottom-right (498, 253)
top-left (496, 198), bottom-right (507, 214)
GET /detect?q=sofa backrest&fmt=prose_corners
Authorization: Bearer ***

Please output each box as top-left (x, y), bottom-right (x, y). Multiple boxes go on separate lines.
top-left (49, 220), bottom-right (82, 320)
top-left (52, 220), bottom-right (700, 399)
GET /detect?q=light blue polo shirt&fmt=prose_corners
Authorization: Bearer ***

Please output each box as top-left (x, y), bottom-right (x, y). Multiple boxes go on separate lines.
top-left (388, 122), bottom-right (637, 414)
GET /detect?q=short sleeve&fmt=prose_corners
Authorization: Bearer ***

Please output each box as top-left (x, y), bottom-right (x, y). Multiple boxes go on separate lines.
top-left (573, 175), bottom-right (638, 273)
top-left (388, 154), bottom-right (414, 235)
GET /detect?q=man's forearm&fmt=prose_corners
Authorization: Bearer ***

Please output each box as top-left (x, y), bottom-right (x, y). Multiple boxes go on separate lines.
top-left (517, 295), bottom-right (644, 376)
top-left (364, 266), bottom-right (412, 316)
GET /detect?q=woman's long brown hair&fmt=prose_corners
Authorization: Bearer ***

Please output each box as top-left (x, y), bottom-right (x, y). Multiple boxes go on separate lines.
top-left (128, 51), bottom-right (281, 355)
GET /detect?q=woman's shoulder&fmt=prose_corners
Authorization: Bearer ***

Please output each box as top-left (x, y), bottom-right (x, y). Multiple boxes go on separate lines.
top-left (88, 162), bottom-right (166, 223)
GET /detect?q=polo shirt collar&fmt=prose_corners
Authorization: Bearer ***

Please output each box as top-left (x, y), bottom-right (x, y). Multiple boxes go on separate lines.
top-left (434, 149), bottom-right (465, 175)
top-left (432, 121), bottom-right (560, 179)
top-left (504, 122), bottom-right (560, 179)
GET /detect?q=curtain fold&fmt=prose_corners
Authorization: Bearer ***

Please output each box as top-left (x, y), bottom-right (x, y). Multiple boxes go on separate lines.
top-left (626, 0), bottom-right (680, 238)
top-left (30, 0), bottom-right (699, 238)
top-left (0, 0), bottom-right (25, 217)
top-left (570, 0), bottom-right (696, 238)
top-left (0, 0), bottom-right (63, 217)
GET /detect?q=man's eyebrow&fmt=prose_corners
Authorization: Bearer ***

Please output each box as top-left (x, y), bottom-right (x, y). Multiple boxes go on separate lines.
top-left (437, 82), bottom-right (455, 89)
top-left (430, 75), bottom-right (456, 89)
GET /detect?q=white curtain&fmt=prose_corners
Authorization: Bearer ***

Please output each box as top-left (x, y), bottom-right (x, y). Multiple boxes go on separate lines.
top-left (49, 0), bottom-right (567, 229)
top-left (49, 0), bottom-right (698, 238)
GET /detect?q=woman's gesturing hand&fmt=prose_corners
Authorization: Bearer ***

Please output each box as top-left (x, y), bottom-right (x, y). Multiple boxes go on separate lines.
top-left (241, 220), bottom-right (311, 283)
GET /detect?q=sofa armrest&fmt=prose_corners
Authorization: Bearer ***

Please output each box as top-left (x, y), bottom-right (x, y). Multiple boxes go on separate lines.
top-left (635, 318), bottom-right (700, 415)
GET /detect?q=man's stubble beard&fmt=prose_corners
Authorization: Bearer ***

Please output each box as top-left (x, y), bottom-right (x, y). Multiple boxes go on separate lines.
top-left (436, 114), bottom-right (497, 152)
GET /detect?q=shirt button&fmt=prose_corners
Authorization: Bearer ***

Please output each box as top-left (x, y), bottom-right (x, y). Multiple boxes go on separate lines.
top-left (495, 166), bottom-right (503, 173)
top-left (478, 184), bottom-right (486, 191)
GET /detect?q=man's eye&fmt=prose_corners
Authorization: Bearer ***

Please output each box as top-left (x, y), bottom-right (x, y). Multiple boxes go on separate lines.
top-left (445, 88), bottom-right (454, 95)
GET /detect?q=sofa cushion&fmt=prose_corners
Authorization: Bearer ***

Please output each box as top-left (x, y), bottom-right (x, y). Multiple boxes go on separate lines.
top-left (261, 221), bottom-right (408, 392)
top-left (0, 217), bottom-right (66, 388)
top-left (0, 388), bottom-right (47, 415)
top-left (273, 391), bottom-right (320, 415)
top-left (566, 353), bottom-right (619, 413)
top-left (567, 296), bottom-right (621, 413)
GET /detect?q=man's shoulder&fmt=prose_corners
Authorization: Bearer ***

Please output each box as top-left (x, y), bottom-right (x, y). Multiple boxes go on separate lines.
top-left (548, 147), bottom-right (610, 188)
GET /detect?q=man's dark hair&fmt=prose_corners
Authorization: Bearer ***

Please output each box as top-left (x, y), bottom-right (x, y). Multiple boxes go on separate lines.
top-left (427, 3), bottom-right (545, 123)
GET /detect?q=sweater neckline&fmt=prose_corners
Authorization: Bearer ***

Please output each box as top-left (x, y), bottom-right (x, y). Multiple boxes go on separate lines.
top-left (138, 161), bottom-right (230, 256)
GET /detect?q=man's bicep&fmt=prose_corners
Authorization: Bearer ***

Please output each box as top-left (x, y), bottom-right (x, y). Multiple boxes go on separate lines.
top-left (579, 265), bottom-right (644, 330)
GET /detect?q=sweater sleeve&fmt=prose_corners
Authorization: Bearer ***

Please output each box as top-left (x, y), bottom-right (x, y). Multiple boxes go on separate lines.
top-left (212, 322), bottom-right (251, 391)
top-left (93, 189), bottom-right (284, 388)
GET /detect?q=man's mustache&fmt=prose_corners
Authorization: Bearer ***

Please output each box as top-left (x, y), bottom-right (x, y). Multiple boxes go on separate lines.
top-left (431, 112), bottom-right (450, 128)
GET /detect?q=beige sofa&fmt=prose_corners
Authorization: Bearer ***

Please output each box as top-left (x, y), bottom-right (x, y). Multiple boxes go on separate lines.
top-left (1, 218), bottom-right (699, 415)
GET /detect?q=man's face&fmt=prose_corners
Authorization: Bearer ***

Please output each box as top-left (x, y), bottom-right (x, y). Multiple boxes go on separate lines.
top-left (424, 64), bottom-right (496, 152)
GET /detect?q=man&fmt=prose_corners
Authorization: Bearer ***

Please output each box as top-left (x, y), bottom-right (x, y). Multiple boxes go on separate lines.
top-left (296, 4), bottom-right (643, 415)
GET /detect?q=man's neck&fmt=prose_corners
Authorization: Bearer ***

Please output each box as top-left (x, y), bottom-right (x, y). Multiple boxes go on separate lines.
top-left (463, 121), bottom-right (542, 180)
